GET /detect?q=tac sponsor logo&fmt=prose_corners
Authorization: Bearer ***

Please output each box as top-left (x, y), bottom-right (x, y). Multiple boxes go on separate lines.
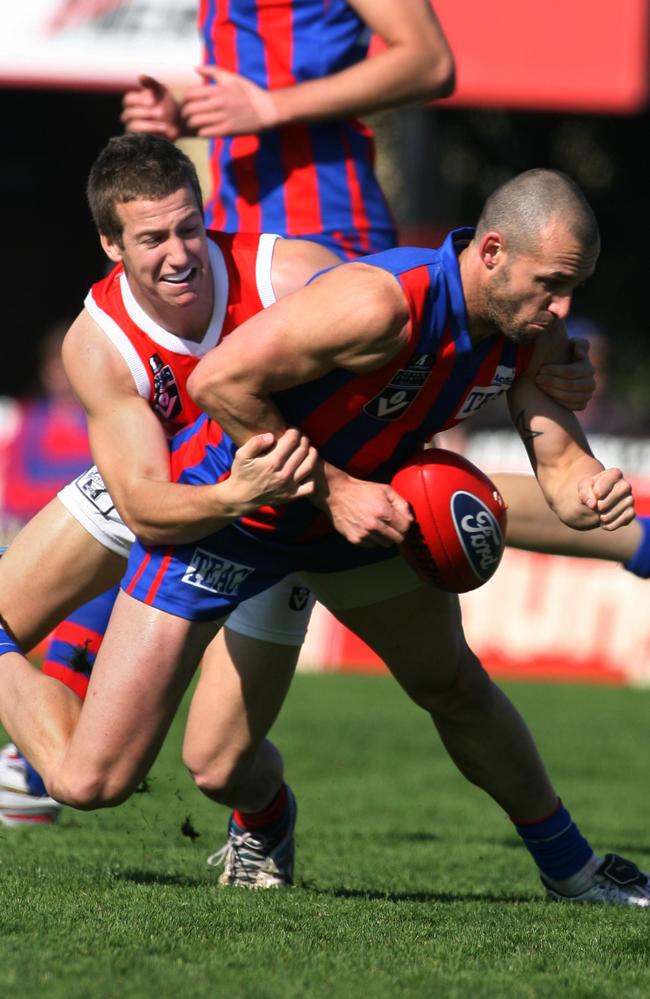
top-left (75, 467), bottom-right (115, 517)
top-left (181, 548), bottom-right (255, 596)
top-left (451, 491), bottom-right (503, 581)
top-left (455, 365), bottom-right (516, 420)
top-left (363, 353), bottom-right (434, 422)
top-left (149, 353), bottom-right (182, 421)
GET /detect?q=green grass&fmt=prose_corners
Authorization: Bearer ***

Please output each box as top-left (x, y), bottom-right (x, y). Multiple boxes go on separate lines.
top-left (2, 675), bottom-right (650, 998)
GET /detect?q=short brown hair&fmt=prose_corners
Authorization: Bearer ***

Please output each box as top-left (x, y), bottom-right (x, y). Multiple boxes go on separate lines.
top-left (86, 134), bottom-right (204, 245)
top-left (475, 168), bottom-right (600, 257)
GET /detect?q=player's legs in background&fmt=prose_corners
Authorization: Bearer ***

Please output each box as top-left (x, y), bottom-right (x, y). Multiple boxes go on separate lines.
top-left (495, 472), bottom-right (650, 576)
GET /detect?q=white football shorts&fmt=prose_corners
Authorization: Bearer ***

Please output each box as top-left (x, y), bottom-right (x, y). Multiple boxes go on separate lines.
top-left (57, 465), bottom-right (315, 646)
top-left (301, 554), bottom-right (423, 610)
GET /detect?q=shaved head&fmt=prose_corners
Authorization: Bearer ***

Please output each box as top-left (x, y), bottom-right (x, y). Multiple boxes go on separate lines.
top-left (475, 169), bottom-right (600, 258)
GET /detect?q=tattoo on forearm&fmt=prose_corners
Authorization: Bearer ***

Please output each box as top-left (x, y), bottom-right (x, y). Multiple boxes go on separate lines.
top-left (515, 410), bottom-right (543, 460)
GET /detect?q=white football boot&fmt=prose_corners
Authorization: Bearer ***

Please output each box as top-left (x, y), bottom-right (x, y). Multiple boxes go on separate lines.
top-left (0, 743), bottom-right (61, 827)
top-left (543, 852), bottom-right (650, 908)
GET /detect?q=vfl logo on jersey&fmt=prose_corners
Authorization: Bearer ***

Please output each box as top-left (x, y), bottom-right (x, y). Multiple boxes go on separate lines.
top-left (182, 547), bottom-right (255, 596)
top-left (451, 491), bottom-right (504, 581)
top-left (149, 353), bottom-right (181, 421)
top-left (289, 586), bottom-right (311, 612)
top-left (364, 353), bottom-right (434, 421)
top-left (74, 466), bottom-right (115, 517)
top-left (455, 365), bottom-right (516, 421)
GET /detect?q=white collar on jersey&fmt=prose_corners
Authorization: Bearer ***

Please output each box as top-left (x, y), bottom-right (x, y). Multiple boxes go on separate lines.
top-left (118, 238), bottom-right (229, 357)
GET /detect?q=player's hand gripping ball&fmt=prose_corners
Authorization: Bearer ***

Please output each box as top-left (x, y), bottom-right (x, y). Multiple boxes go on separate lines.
top-left (391, 449), bottom-right (507, 592)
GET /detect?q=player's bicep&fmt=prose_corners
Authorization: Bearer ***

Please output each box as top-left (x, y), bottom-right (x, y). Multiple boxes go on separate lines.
top-left (191, 264), bottom-right (409, 401)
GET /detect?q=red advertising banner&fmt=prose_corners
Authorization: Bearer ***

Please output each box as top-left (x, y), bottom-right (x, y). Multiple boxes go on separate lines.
top-left (2, 1), bottom-right (648, 113)
top-left (434, 0), bottom-right (649, 112)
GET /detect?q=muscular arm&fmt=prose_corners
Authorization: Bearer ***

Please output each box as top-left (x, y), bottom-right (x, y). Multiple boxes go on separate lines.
top-left (62, 311), bottom-right (315, 545)
top-left (189, 262), bottom-right (409, 437)
top-left (188, 263), bottom-right (413, 545)
top-left (507, 326), bottom-right (634, 532)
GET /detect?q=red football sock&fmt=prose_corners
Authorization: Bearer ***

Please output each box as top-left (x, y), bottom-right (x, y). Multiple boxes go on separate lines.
top-left (233, 784), bottom-right (288, 830)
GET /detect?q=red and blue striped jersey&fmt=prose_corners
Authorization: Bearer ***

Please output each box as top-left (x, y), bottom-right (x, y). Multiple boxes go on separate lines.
top-left (169, 229), bottom-right (534, 540)
top-left (200, 0), bottom-right (396, 255)
top-left (84, 230), bottom-right (280, 437)
top-left (273, 229), bottom-right (533, 480)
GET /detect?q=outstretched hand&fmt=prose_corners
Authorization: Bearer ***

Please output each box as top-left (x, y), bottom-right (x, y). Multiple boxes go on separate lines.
top-left (121, 74), bottom-right (184, 141)
top-left (578, 467), bottom-right (635, 531)
top-left (181, 66), bottom-right (279, 137)
top-left (535, 336), bottom-right (596, 411)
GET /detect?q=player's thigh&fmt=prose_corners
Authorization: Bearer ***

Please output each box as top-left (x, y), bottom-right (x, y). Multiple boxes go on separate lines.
top-left (63, 590), bottom-right (224, 798)
top-left (184, 627), bottom-right (299, 765)
top-left (0, 498), bottom-right (125, 647)
top-left (304, 557), bottom-right (470, 701)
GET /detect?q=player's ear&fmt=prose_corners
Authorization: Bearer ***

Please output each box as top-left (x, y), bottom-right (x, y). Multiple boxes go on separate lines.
top-left (99, 232), bottom-right (124, 264)
top-left (478, 232), bottom-right (504, 271)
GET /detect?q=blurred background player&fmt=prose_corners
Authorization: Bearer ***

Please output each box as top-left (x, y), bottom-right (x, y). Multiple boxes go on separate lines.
top-left (121, 0), bottom-right (456, 256)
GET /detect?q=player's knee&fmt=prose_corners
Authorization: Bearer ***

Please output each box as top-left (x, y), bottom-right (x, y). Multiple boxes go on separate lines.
top-left (410, 645), bottom-right (492, 716)
top-left (184, 743), bottom-right (244, 798)
top-left (49, 766), bottom-right (135, 810)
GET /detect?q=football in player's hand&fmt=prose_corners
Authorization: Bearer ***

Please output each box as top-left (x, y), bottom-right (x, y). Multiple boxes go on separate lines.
top-left (391, 449), bottom-right (507, 592)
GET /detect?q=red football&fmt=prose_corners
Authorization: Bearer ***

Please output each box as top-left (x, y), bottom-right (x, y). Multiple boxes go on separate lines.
top-left (391, 449), bottom-right (507, 593)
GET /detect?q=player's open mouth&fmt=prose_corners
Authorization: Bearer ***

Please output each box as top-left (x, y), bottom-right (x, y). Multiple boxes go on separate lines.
top-left (161, 267), bottom-right (196, 284)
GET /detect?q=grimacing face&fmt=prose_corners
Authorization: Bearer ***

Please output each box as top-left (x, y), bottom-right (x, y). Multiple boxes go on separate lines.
top-left (99, 184), bottom-right (212, 323)
top-left (483, 221), bottom-right (599, 344)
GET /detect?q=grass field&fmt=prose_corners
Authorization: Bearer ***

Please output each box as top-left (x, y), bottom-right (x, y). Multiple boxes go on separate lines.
top-left (2, 673), bottom-right (650, 998)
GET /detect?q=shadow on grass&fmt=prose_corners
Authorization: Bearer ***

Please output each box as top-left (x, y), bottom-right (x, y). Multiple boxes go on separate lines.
top-left (304, 884), bottom-right (533, 904)
top-left (379, 831), bottom-right (441, 843)
top-left (112, 869), bottom-right (206, 888)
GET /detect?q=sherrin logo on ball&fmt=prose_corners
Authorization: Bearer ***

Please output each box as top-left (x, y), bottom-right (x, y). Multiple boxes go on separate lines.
top-left (391, 449), bottom-right (507, 593)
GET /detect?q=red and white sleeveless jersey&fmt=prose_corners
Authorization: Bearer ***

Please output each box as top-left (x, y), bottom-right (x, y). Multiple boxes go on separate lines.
top-left (83, 231), bottom-right (280, 436)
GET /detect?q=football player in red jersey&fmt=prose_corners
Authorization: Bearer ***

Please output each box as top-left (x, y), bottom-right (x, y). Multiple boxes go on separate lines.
top-left (2, 168), bottom-right (649, 906)
top-left (0, 133), bottom-right (333, 829)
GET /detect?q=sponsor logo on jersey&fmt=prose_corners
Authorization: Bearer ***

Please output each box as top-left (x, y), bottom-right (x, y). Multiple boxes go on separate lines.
top-left (149, 353), bottom-right (182, 421)
top-left (75, 467), bottom-right (115, 517)
top-left (363, 353), bottom-right (434, 421)
top-left (451, 491), bottom-right (503, 580)
top-left (182, 547), bottom-right (255, 596)
top-left (289, 586), bottom-right (311, 611)
top-left (455, 365), bottom-right (516, 420)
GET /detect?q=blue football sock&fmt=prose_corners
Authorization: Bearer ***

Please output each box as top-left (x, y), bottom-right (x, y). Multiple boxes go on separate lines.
top-left (23, 756), bottom-right (48, 797)
top-left (625, 516), bottom-right (650, 578)
top-left (514, 802), bottom-right (593, 880)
